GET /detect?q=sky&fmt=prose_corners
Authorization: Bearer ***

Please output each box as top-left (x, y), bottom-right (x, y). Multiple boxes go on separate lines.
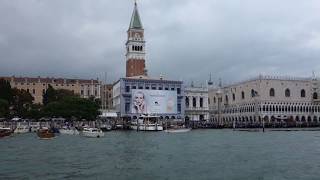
top-left (0, 0), bottom-right (320, 86)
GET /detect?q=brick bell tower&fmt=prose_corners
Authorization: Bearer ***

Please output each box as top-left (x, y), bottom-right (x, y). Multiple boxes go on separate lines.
top-left (126, 1), bottom-right (146, 77)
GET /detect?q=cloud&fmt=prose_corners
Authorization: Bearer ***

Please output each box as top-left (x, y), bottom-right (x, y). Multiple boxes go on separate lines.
top-left (0, 0), bottom-right (320, 85)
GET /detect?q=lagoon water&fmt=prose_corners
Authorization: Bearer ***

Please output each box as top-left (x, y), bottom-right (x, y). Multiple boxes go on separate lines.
top-left (1, 130), bottom-right (320, 180)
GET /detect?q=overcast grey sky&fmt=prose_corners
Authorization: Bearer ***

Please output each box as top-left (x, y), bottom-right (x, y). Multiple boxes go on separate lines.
top-left (0, 0), bottom-right (320, 85)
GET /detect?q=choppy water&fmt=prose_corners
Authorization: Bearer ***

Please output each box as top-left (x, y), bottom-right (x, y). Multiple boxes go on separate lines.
top-left (1, 130), bottom-right (320, 180)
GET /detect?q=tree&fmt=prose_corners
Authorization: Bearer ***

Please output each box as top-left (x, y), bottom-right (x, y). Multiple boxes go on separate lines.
top-left (0, 79), bottom-right (13, 103)
top-left (24, 104), bottom-right (43, 119)
top-left (43, 85), bottom-right (76, 105)
top-left (43, 96), bottom-right (99, 120)
top-left (0, 99), bottom-right (9, 117)
top-left (11, 88), bottom-right (34, 117)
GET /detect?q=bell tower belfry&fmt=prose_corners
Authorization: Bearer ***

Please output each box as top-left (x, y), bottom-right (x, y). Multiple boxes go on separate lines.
top-left (126, 1), bottom-right (146, 77)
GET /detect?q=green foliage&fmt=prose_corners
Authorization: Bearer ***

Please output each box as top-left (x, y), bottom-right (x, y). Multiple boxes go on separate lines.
top-left (24, 104), bottom-right (43, 119)
top-left (0, 79), bottom-right (13, 103)
top-left (43, 96), bottom-right (99, 120)
top-left (0, 99), bottom-right (9, 117)
top-left (11, 88), bottom-right (34, 117)
top-left (43, 85), bottom-right (76, 105)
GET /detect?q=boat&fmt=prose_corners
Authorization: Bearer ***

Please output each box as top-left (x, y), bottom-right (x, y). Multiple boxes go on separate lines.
top-left (130, 115), bottom-right (163, 131)
top-left (164, 128), bottom-right (191, 133)
top-left (14, 125), bottom-right (30, 134)
top-left (29, 122), bottom-right (40, 132)
top-left (0, 127), bottom-right (13, 138)
top-left (59, 126), bottom-right (79, 135)
top-left (81, 127), bottom-right (104, 138)
top-left (100, 124), bottom-right (112, 132)
top-left (37, 128), bottom-right (55, 139)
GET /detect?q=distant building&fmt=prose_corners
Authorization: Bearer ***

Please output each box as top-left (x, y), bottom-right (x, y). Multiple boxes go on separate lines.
top-left (112, 2), bottom-right (185, 120)
top-left (126, 2), bottom-right (146, 77)
top-left (113, 75), bottom-right (184, 120)
top-left (100, 84), bottom-right (113, 110)
top-left (185, 85), bottom-right (210, 126)
top-left (208, 75), bottom-right (320, 126)
top-left (0, 76), bottom-right (101, 104)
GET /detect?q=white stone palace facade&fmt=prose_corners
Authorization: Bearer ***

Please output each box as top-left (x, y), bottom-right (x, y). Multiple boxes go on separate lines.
top-left (185, 86), bottom-right (210, 126)
top-left (208, 75), bottom-right (320, 127)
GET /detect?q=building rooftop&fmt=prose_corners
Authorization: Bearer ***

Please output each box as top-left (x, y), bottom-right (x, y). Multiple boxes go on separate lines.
top-left (0, 76), bottom-right (100, 84)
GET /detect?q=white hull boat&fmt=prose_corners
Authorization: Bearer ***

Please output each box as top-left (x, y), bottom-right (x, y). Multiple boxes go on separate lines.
top-left (82, 128), bottom-right (104, 138)
top-left (131, 123), bottom-right (163, 131)
top-left (164, 128), bottom-right (191, 133)
top-left (59, 127), bottom-right (79, 135)
top-left (14, 126), bottom-right (29, 134)
top-left (100, 124), bottom-right (112, 131)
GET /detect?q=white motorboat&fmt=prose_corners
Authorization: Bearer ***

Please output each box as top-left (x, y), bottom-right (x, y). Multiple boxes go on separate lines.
top-left (29, 122), bottom-right (40, 132)
top-left (14, 126), bottom-right (29, 134)
top-left (81, 128), bottom-right (104, 138)
top-left (59, 126), bottom-right (79, 135)
top-left (138, 123), bottom-right (163, 131)
top-left (130, 115), bottom-right (163, 131)
top-left (100, 124), bottom-right (112, 131)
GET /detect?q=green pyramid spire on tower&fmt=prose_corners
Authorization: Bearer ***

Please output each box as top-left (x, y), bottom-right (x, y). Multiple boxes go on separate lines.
top-left (129, 1), bottom-right (143, 29)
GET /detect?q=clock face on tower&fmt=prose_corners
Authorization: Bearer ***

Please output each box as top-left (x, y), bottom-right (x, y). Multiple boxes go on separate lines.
top-left (134, 33), bottom-right (140, 40)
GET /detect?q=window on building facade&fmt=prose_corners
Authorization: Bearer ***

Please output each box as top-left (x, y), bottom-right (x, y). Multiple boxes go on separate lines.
top-left (42, 89), bottom-right (45, 94)
top-left (214, 97), bottom-right (216, 103)
top-left (270, 88), bottom-right (275, 97)
top-left (241, 91), bottom-right (245, 99)
top-left (193, 97), bottom-right (196, 107)
top-left (177, 88), bottom-right (181, 94)
top-left (27, 89), bottom-right (29, 93)
top-left (152, 86), bottom-right (156, 90)
top-left (146, 86), bottom-right (150, 89)
top-left (251, 89), bottom-right (255, 97)
top-left (87, 90), bottom-right (90, 96)
top-left (171, 88), bottom-right (175, 91)
top-left (232, 93), bottom-right (235, 101)
top-left (95, 90), bottom-right (97, 96)
top-left (177, 104), bottom-right (181, 113)
top-left (158, 87), bottom-right (162, 90)
top-left (185, 97), bottom-right (189, 107)
top-left (200, 98), bottom-right (203, 108)
top-left (125, 103), bottom-right (130, 113)
top-left (301, 89), bottom-right (306, 98)
top-left (125, 86), bottom-right (130, 92)
top-left (313, 92), bottom-right (318, 99)
top-left (225, 95), bottom-right (228, 103)
top-left (81, 90), bottom-right (84, 95)
top-left (165, 87), bottom-right (169, 90)
top-left (139, 86), bottom-right (143, 89)
top-left (285, 88), bottom-right (290, 97)
top-left (32, 89), bottom-right (35, 94)
top-left (132, 86), bottom-right (136, 89)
